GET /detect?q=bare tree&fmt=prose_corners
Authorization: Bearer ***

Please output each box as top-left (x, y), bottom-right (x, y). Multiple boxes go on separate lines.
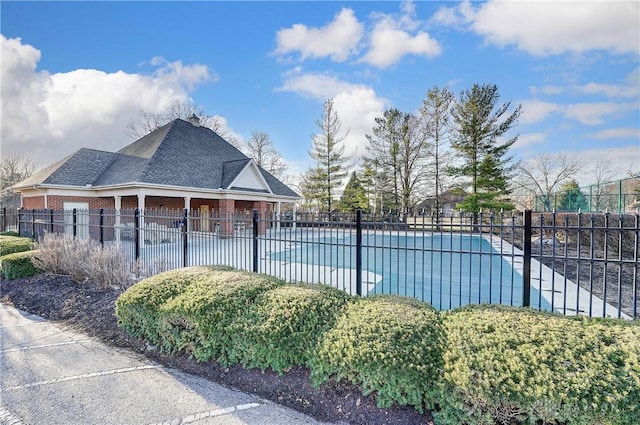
top-left (1, 155), bottom-right (40, 207)
top-left (587, 159), bottom-right (619, 212)
top-left (516, 152), bottom-right (581, 211)
top-left (246, 131), bottom-right (287, 180)
top-left (365, 108), bottom-right (431, 216)
top-left (126, 99), bottom-right (243, 149)
top-left (421, 86), bottom-right (455, 216)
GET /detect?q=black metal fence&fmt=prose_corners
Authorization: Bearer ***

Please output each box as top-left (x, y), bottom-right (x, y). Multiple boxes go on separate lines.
top-left (6, 207), bottom-right (639, 320)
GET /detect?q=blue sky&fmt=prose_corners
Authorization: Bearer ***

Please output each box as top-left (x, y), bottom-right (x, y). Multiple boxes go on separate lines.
top-left (2, 1), bottom-right (639, 187)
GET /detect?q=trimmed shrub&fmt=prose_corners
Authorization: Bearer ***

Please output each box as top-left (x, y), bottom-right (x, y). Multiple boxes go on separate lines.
top-left (310, 295), bottom-right (444, 412)
top-left (230, 283), bottom-right (354, 373)
top-left (0, 250), bottom-right (42, 279)
top-left (116, 266), bottom-right (229, 344)
top-left (1, 231), bottom-right (20, 237)
top-left (436, 305), bottom-right (640, 425)
top-left (157, 270), bottom-right (283, 363)
top-left (0, 235), bottom-right (34, 256)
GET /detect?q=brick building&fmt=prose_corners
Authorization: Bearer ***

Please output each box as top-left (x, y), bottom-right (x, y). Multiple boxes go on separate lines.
top-left (12, 116), bottom-right (300, 237)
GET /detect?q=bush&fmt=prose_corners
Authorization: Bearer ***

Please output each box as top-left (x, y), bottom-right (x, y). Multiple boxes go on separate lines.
top-left (32, 233), bottom-right (132, 289)
top-left (0, 235), bottom-right (34, 256)
top-left (231, 284), bottom-right (354, 373)
top-left (157, 270), bottom-right (283, 363)
top-left (116, 266), bottom-right (282, 364)
top-left (0, 250), bottom-right (42, 279)
top-left (310, 295), bottom-right (444, 412)
top-left (1, 231), bottom-right (20, 237)
top-left (116, 266), bottom-right (228, 344)
top-left (436, 305), bottom-right (640, 425)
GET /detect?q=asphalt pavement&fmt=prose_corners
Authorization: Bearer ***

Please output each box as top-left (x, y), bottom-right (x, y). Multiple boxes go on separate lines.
top-left (0, 303), bottom-right (335, 425)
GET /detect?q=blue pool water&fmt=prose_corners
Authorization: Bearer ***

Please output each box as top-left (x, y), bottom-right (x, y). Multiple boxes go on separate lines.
top-left (270, 233), bottom-right (540, 311)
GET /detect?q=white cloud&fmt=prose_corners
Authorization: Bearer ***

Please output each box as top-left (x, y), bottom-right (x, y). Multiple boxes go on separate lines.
top-left (0, 35), bottom-right (216, 166)
top-left (575, 68), bottom-right (640, 99)
top-left (150, 56), bottom-right (217, 91)
top-left (361, 1), bottom-right (441, 68)
top-left (564, 102), bottom-right (638, 126)
top-left (273, 8), bottom-right (364, 62)
top-left (520, 99), bottom-right (639, 126)
top-left (520, 100), bottom-right (561, 124)
top-left (572, 146), bottom-right (640, 181)
top-left (276, 67), bottom-right (360, 99)
top-left (529, 85), bottom-right (564, 96)
top-left (513, 132), bottom-right (547, 149)
top-left (276, 69), bottom-right (387, 161)
top-left (588, 128), bottom-right (640, 140)
top-left (435, 0), bottom-right (639, 56)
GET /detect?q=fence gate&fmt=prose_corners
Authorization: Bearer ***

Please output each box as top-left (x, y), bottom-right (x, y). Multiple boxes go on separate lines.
top-left (63, 203), bottom-right (89, 239)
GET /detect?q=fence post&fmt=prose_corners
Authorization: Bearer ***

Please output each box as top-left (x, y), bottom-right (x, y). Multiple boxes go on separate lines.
top-left (18, 208), bottom-right (23, 237)
top-left (2, 207), bottom-right (5, 232)
top-left (182, 209), bottom-right (189, 267)
top-left (49, 209), bottom-right (54, 233)
top-left (134, 208), bottom-right (140, 261)
top-left (356, 209), bottom-right (363, 297)
top-left (523, 210), bottom-right (532, 307)
top-left (99, 208), bottom-right (104, 246)
top-left (72, 208), bottom-right (77, 239)
top-left (253, 209), bottom-right (259, 273)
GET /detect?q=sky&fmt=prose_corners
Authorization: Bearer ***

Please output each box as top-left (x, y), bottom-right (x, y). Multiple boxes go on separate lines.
top-left (1, 0), bottom-right (639, 189)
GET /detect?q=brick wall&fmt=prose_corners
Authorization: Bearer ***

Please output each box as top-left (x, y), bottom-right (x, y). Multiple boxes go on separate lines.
top-left (219, 199), bottom-right (235, 238)
top-left (22, 197), bottom-right (45, 209)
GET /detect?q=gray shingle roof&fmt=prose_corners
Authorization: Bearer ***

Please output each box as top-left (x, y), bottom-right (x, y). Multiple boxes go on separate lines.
top-left (15, 118), bottom-right (299, 198)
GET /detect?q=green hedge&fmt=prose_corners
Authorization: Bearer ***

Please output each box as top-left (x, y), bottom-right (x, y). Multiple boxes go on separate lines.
top-left (115, 266), bottom-right (227, 344)
top-left (0, 250), bottom-right (42, 279)
top-left (0, 235), bottom-right (34, 256)
top-left (0, 231), bottom-right (19, 237)
top-left (158, 271), bottom-right (283, 363)
top-left (116, 266), bottom-right (284, 364)
top-left (310, 295), bottom-right (444, 412)
top-left (436, 305), bottom-right (640, 425)
top-left (116, 267), bottom-right (640, 423)
top-left (231, 283), bottom-right (354, 373)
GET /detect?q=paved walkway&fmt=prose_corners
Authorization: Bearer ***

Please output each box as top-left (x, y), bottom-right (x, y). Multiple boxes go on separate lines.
top-left (0, 303), bottom-right (334, 425)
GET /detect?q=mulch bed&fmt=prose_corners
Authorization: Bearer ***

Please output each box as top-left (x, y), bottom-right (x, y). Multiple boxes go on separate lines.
top-left (0, 274), bottom-right (434, 425)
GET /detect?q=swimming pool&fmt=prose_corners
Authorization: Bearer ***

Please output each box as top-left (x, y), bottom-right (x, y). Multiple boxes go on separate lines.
top-left (269, 233), bottom-right (547, 311)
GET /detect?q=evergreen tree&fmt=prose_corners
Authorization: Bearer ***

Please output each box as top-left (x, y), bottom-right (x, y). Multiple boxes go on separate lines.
top-left (304, 99), bottom-right (349, 213)
top-left (449, 83), bottom-right (521, 215)
top-left (557, 179), bottom-right (588, 212)
top-left (338, 171), bottom-right (369, 213)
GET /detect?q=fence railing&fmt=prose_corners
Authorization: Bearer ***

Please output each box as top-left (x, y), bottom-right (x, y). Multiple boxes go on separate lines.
top-left (7, 207), bottom-right (639, 320)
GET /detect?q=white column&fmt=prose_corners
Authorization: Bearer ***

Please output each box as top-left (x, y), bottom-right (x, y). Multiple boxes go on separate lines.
top-left (138, 194), bottom-right (146, 245)
top-left (276, 202), bottom-right (281, 231)
top-left (184, 196), bottom-right (191, 210)
top-left (292, 202), bottom-right (297, 231)
top-left (115, 196), bottom-right (122, 243)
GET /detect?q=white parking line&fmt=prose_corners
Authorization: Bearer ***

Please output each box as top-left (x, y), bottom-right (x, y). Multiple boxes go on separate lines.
top-left (0, 322), bottom-right (48, 329)
top-left (1, 339), bottom-right (94, 353)
top-left (148, 403), bottom-right (262, 425)
top-left (1, 365), bottom-right (160, 392)
top-left (0, 406), bottom-right (24, 425)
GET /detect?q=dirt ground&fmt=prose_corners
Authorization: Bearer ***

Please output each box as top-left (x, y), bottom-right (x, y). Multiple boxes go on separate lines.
top-left (0, 274), bottom-right (434, 425)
